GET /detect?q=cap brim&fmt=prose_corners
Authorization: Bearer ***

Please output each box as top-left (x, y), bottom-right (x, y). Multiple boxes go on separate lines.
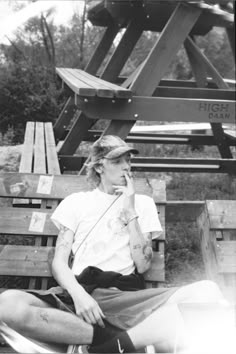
top-left (104, 146), bottom-right (139, 159)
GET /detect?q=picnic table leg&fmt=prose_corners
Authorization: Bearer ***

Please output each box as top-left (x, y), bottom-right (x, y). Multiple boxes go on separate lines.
top-left (184, 36), bottom-right (233, 158)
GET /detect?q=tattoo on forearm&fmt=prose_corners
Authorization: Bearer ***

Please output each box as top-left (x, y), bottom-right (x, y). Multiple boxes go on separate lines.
top-left (39, 310), bottom-right (49, 324)
top-left (143, 234), bottom-right (153, 262)
top-left (143, 245), bottom-right (153, 262)
top-left (133, 244), bottom-right (142, 250)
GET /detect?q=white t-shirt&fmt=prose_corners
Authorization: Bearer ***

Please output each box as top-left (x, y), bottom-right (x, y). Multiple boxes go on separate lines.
top-left (51, 188), bottom-right (162, 276)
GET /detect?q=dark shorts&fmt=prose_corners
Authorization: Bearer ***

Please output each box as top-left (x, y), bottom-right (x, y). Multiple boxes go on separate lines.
top-left (29, 286), bottom-right (178, 331)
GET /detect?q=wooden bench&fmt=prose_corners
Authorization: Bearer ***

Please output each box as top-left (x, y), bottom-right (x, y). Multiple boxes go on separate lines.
top-left (20, 121), bottom-right (60, 175)
top-left (0, 172), bottom-right (166, 291)
top-left (197, 200), bottom-right (236, 303)
top-left (16, 121), bottom-right (61, 208)
top-left (56, 68), bottom-right (132, 99)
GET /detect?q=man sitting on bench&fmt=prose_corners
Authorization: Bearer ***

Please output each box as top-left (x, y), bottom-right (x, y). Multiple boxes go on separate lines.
top-left (0, 135), bottom-right (230, 353)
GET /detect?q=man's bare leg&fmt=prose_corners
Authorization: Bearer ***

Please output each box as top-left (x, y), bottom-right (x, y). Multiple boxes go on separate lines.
top-left (0, 290), bottom-right (93, 344)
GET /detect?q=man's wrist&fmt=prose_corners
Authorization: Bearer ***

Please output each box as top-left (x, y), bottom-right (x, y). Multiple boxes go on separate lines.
top-left (124, 210), bottom-right (139, 225)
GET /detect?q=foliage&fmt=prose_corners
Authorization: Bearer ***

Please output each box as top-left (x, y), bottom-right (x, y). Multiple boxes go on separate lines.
top-left (0, 62), bottom-right (63, 142)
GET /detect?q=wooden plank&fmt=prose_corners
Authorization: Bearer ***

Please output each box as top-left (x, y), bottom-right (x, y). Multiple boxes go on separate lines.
top-left (19, 121), bottom-right (34, 173)
top-left (0, 208), bottom-right (57, 236)
top-left (58, 155), bottom-right (236, 174)
top-left (185, 36), bottom-right (208, 88)
top-left (85, 23), bottom-right (120, 75)
top-left (0, 173), bottom-right (163, 203)
top-left (0, 245), bottom-right (54, 277)
top-left (101, 19), bottom-right (144, 137)
top-left (132, 163), bottom-right (221, 173)
top-left (196, 205), bottom-right (221, 283)
top-left (34, 122), bottom-right (46, 174)
top-left (56, 68), bottom-right (97, 97)
top-left (206, 200), bottom-right (236, 229)
top-left (100, 19), bottom-right (143, 82)
top-left (226, 27), bottom-right (235, 60)
top-left (130, 3), bottom-right (202, 96)
top-left (76, 129), bottom-right (236, 146)
top-left (72, 69), bottom-right (132, 99)
top-left (53, 97), bottom-right (77, 142)
top-left (58, 112), bottom-right (97, 155)
top-left (0, 245), bottom-right (165, 283)
top-left (44, 122), bottom-right (61, 175)
top-left (78, 96), bottom-right (236, 124)
top-left (88, 0), bottom-right (234, 33)
top-left (216, 241), bottom-right (236, 273)
top-left (56, 68), bottom-right (132, 99)
top-left (153, 86), bottom-right (235, 100)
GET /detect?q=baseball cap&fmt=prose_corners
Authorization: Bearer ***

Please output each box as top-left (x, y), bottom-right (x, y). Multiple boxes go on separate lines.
top-left (91, 135), bottom-right (139, 162)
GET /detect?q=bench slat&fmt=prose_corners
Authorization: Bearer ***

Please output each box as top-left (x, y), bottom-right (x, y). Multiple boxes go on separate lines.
top-left (45, 122), bottom-right (61, 175)
top-left (72, 69), bottom-right (132, 98)
top-left (0, 245), bottom-right (164, 281)
top-left (207, 200), bottom-right (236, 229)
top-left (34, 122), bottom-right (46, 174)
top-left (0, 173), bottom-right (165, 203)
top-left (57, 68), bottom-right (96, 96)
top-left (56, 68), bottom-right (132, 99)
top-left (0, 208), bottom-right (58, 236)
top-left (217, 241), bottom-right (236, 273)
top-left (71, 69), bottom-right (114, 98)
top-left (0, 245), bottom-right (54, 277)
top-left (19, 121), bottom-right (35, 172)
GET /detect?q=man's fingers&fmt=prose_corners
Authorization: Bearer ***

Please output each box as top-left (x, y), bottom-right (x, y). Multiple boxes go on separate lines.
top-left (82, 311), bottom-right (95, 325)
top-left (94, 309), bottom-right (105, 328)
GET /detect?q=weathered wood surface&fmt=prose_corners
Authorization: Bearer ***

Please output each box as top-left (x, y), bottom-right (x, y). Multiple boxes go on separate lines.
top-left (56, 68), bottom-right (132, 99)
top-left (88, 0), bottom-right (234, 33)
top-left (77, 96), bottom-right (235, 124)
top-left (216, 241), bottom-right (236, 273)
top-left (62, 129), bottom-right (236, 146)
top-left (58, 155), bottom-right (236, 174)
top-left (0, 244), bottom-right (165, 284)
top-left (0, 245), bottom-right (54, 277)
top-left (0, 173), bottom-right (166, 204)
top-left (197, 200), bottom-right (236, 301)
top-left (207, 200), bottom-right (236, 229)
top-left (0, 208), bottom-right (57, 236)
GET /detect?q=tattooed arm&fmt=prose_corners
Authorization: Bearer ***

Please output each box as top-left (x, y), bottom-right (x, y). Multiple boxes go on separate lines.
top-left (52, 225), bottom-right (83, 295)
top-left (52, 225), bottom-right (105, 327)
top-left (127, 218), bottom-right (156, 274)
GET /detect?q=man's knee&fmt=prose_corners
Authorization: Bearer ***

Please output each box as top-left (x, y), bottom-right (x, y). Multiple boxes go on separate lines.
top-left (196, 280), bottom-right (221, 296)
top-left (0, 290), bottom-right (31, 324)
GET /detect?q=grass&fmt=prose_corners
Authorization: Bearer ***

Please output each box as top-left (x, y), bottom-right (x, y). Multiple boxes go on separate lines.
top-left (0, 134), bottom-right (236, 287)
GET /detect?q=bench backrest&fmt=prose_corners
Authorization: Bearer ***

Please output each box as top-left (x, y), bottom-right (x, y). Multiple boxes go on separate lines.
top-left (197, 200), bottom-right (236, 302)
top-left (0, 173), bottom-right (166, 290)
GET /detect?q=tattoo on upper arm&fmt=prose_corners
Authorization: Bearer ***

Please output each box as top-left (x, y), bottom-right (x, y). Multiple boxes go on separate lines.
top-left (59, 225), bottom-right (69, 234)
top-left (56, 225), bottom-right (72, 251)
top-left (142, 233), bottom-right (153, 262)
